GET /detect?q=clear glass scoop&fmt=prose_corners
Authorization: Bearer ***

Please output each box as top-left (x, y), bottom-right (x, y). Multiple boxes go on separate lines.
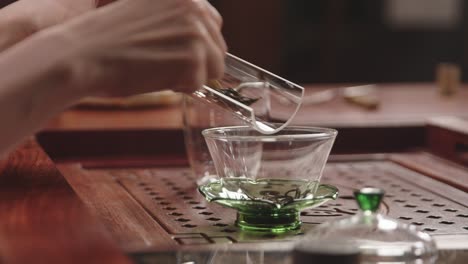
top-left (192, 53), bottom-right (304, 134)
top-left (293, 188), bottom-right (438, 264)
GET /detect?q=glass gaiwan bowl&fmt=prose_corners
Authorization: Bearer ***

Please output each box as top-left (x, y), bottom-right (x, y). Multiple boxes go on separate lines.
top-left (198, 126), bottom-right (338, 232)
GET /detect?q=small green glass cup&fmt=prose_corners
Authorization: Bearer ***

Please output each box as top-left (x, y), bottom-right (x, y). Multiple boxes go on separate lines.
top-left (199, 126), bottom-right (338, 232)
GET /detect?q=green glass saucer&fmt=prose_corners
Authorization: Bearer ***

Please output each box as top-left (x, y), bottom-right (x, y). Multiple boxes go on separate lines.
top-left (198, 179), bottom-right (339, 233)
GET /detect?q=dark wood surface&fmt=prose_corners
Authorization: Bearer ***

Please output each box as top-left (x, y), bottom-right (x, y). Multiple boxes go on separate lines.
top-left (55, 151), bottom-right (468, 254)
top-left (0, 140), bottom-right (131, 263)
top-left (427, 117), bottom-right (468, 166)
top-left (45, 83), bottom-right (468, 131)
top-left (391, 152), bottom-right (468, 192)
top-left (292, 83), bottom-right (468, 127)
top-left (59, 163), bottom-right (179, 253)
top-left (0, 83), bottom-right (465, 262)
top-left (38, 121), bottom-right (468, 254)
top-left (44, 83), bottom-right (468, 154)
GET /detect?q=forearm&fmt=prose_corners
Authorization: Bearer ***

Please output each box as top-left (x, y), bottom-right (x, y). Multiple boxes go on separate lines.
top-left (0, 30), bottom-right (83, 155)
top-left (0, 2), bottom-right (37, 51)
top-left (0, 0), bottom-right (97, 52)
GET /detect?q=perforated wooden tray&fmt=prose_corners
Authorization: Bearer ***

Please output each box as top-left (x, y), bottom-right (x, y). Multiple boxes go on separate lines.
top-left (57, 152), bottom-right (468, 252)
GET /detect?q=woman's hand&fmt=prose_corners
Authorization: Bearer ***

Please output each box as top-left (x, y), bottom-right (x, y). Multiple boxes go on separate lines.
top-left (53, 0), bottom-right (227, 96)
top-left (0, 0), bottom-right (225, 155)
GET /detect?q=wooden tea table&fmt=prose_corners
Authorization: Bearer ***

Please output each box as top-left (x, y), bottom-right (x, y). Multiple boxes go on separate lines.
top-left (0, 83), bottom-right (466, 263)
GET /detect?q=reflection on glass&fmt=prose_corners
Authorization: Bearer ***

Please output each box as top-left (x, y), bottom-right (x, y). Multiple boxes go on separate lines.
top-left (295, 188), bottom-right (438, 263)
top-left (199, 126), bottom-right (338, 232)
top-left (193, 53), bottom-right (304, 135)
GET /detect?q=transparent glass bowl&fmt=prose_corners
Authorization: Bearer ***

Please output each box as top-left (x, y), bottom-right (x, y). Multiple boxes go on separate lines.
top-left (183, 95), bottom-right (245, 186)
top-left (198, 126), bottom-right (338, 232)
top-left (294, 188), bottom-right (438, 263)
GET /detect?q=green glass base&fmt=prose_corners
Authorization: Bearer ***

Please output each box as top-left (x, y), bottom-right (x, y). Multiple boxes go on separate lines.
top-left (235, 211), bottom-right (301, 233)
top-left (198, 180), bottom-right (338, 233)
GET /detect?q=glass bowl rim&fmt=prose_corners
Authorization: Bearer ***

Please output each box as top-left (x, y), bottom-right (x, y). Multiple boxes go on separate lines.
top-left (202, 125), bottom-right (338, 141)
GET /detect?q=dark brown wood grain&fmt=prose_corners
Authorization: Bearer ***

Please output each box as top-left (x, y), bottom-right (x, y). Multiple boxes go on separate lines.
top-left (427, 117), bottom-right (468, 166)
top-left (391, 152), bottom-right (468, 193)
top-left (46, 107), bottom-right (183, 131)
top-left (37, 129), bottom-right (187, 165)
top-left (54, 154), bottom-right (468, 254)
top-left (27, 83), bottom-right (468, 261)
top-left (0, 140), bottom-right (131, 264)
top-left (44, 84), bottom-right (468, 131)
top-left (41, 83), bottom-right (468, 154)
top-left (291, 83), bottom-right (468, 127)
top-left (58, 164), bottom-right (179, 252)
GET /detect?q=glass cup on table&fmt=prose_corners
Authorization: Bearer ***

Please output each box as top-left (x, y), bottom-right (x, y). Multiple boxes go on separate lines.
top-left (183, 53), bottom-right (305, 185)
top-left (199, 126), bottom-right (338, 232)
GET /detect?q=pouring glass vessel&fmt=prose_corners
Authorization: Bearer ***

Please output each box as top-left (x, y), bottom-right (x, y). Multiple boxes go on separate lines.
top-left (192, 53), bottom-right (304, 135)
top-left (184, 53), bottom-right (305, 185)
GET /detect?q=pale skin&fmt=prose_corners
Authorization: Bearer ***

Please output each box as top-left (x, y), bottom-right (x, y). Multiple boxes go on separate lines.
top-left (0, 0), bottom-right (227, 155)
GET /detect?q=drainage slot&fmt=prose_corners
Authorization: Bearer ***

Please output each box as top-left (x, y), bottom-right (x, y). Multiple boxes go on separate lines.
top-left (440, 221), bottom-right (455, 225)
top-left (199, 212), bottom-right (213, 215)
top-left (427, 215), bottom-right (442, 219)
top-left (399, 217), bottom-right (412, 220)
top-left (169, 212), bottom-right (183, 216)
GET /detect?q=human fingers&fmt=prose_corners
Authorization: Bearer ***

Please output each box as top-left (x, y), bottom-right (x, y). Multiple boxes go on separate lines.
top-left (189, 1), bottom-right (226, 80)
top-left (203, 0), bottom-right (223, 27)
top-left (190, 17), bottom-right (224, 81)
top-left (192, 0), bottom-right (227, 54)
top-left (54, 0), bottom-right (227, 96)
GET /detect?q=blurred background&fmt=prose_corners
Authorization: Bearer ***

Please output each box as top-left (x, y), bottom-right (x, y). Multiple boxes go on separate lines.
top-left (210, 0), bottom-right (466, 84)
top-left (0, 0), bottom-right (467, 84)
